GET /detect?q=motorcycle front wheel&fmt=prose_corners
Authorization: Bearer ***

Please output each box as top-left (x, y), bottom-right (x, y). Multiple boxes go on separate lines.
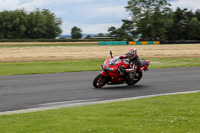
top-left (93, 74), bottom-right (108, 88)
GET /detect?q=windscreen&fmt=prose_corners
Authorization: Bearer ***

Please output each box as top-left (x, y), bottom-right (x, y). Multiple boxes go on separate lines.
top-left (108, 56), bottom-right (121, 65)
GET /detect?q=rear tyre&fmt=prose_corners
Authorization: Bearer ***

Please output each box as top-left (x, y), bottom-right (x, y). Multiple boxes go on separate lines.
top-left (126, 71), bottom-right (143, 85)
top-left (93, 74), bottom-right (108, 88)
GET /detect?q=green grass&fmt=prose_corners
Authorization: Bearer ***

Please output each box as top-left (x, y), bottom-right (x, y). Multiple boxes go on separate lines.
top-left (0, 60), bottom-right (102, 75)
top-left (0, 58), bottom-right (200, 76)
top-left (0, 92), bottom-right (200, 133)
top-left (149, 58), bottom-right (200, 68)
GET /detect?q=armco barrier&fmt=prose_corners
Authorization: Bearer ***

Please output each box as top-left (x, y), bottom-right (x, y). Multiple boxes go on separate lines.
top-left (153, 41), bottom-right (160, 44)
top-left (99, 41), bottom-right (127, 45)
top-left (128, 41), bottom-right (160, 45)
top-left (99, 41), bottom-right (160, 45)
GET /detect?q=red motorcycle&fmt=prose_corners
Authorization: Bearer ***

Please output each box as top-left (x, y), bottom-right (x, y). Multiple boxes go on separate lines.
top-left (93, 51), bottom-right (150, 88)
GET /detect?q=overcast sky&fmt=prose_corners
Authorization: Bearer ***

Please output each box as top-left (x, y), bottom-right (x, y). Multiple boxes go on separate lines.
top-left (0, 0), bottom-right (200, 34)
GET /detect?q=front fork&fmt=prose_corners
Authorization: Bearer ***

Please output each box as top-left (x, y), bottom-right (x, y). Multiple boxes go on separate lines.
top-left (101, 71), bottom-right (108, 76)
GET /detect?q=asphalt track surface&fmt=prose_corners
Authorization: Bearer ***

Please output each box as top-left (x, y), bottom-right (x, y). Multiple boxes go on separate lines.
top-left (0, 67), bottom-right (200, 112)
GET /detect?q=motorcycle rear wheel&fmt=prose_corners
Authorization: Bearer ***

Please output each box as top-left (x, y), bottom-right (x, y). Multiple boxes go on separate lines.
top-left (126, 71), bottom-right (143, 85)
top-left (93, 74), bottom-right (108, 88)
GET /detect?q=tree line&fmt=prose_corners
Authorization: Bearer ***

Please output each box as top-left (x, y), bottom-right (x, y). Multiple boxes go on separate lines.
top-left (1, 0), bottom-right (200, 41)
top-left (0, 9), bottom-right (62, 39)
top-left (108, 0), bottom-right (200, 41)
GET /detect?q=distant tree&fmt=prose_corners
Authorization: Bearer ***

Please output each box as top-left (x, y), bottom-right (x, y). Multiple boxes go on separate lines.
top-left (108, 26), bottom-right (125, 40)
top-left (11, 9), bottom-right (28, 39)
top-left (108, 27), bottom-right (117, 37)
top-left (195, 9), bottom-right (200, 21)
top-left (166, 8), bottom-right (194, 40)
top-left (41, 9), bottom-right (62, 39)
top-left (0, 9), bottom-right (28, 39)
top-left (71, 26), bottom-right (82, 39)
top-left (125, 0), bottom-right (173, 40)
top-left (26, 9), bottom-right (46, 39)
top-left (26, 9), bottom-right (62, 39)
top-left (97, 33), bottom-right (104, 37)
top-left (108, 20), bottom-right (134, 40)
top-left (187, 17), bottom-right (200, 40)
top-left (107, 0), bottom-right (200, 40)
top-left (149, 6), bottom-right (173, 40)
top-left (85, 35), bottom-right (91, 39)
top-left (0, 8), bottom-right (62, 39)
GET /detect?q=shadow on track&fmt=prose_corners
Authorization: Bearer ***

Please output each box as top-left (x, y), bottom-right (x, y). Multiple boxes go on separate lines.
top-left (93, 84), bottom-right (148, 90)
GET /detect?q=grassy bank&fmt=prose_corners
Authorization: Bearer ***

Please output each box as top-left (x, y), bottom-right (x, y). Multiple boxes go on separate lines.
top-left (0, 58), bottom-right (200, 76)
top-left (0, 92), bottom-right (200, 133)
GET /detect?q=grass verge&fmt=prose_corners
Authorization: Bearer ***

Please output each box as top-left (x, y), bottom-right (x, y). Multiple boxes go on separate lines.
top-left (0, 58), bottom-right (200, 76)
top-left (0, 92), bottom-right (200, 133)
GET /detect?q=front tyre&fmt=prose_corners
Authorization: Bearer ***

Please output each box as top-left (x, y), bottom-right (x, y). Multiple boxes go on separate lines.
top-left (93, 74), bottom-right (108, 88)
top-left (126, 71), bottom-right (143, 85)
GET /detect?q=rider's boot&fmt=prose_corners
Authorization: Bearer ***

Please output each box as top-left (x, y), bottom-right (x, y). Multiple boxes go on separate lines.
top-left (134, 73), bottom-right (140, 79)
top-left (134, 66), bottom-right (141, 79)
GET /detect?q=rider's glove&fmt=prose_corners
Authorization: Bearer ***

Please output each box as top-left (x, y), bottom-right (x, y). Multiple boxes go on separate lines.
top-left (119, 67), bottom-right (126, 73)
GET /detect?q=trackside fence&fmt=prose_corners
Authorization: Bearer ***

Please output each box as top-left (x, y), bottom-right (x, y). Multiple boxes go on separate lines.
top-left (98, 41), bottom-right (160, 45)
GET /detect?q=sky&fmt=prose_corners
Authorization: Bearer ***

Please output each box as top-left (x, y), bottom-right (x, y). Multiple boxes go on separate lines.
top-left (0, 0), bottom-right (200, 34)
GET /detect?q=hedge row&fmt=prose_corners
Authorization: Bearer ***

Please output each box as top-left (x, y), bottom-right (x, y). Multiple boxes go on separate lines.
top-left (0, 39), bottom-right (115, 42)
top-left (1, 39), bottom-right (200, 44)
top-left (160, 40), bottom-right (200, 44)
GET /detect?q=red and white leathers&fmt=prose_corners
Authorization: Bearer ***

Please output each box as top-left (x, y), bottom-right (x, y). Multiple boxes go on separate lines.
top-left (119, 54), bottom-right (141, 73)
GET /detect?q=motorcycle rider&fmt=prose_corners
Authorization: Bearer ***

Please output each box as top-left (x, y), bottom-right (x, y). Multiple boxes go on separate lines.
top-left (119, 47), bottom-right (141, 79)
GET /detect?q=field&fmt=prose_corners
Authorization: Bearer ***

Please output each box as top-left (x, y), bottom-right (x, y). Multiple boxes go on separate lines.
top-left (0, 44), bottom-right (200, 62)
top-left (1, 92), bottom-right (200, 133)
top-left (0, 43), bottom-right (200, 132)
